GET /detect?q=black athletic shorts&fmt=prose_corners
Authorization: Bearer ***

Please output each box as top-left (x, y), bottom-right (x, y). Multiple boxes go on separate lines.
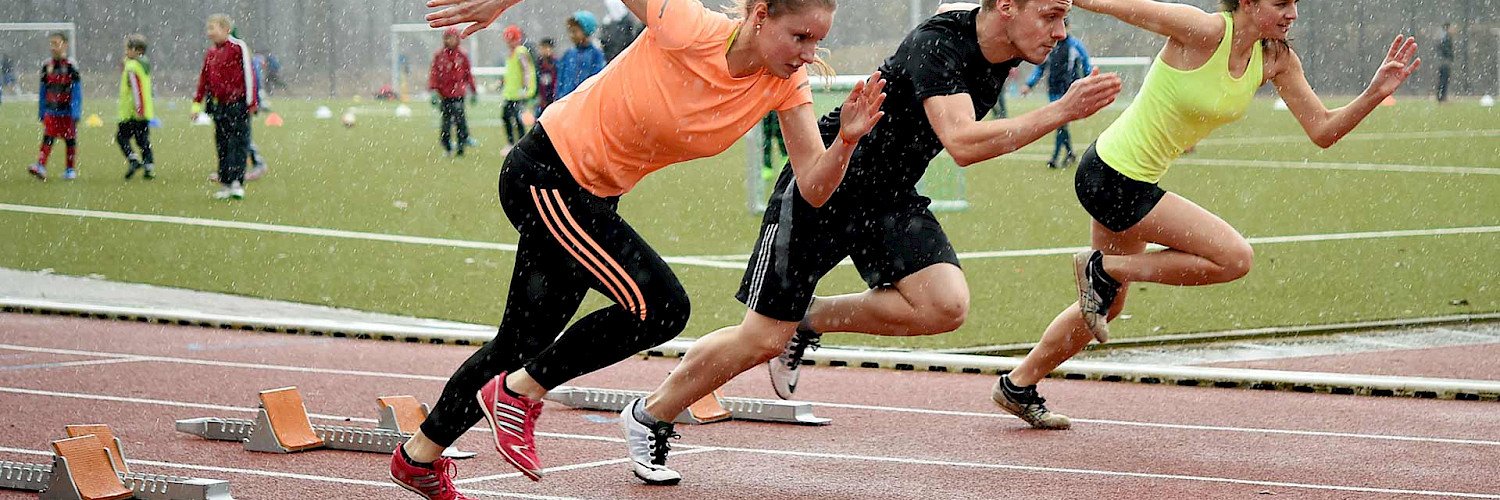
top-left (1075, 143), bottom-right (1168, 233)
top-left (735, 168), bottom-right (961, 323)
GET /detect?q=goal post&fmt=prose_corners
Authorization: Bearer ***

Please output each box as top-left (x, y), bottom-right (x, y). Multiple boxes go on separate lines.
top-left (390, 23), bottom-right (504, 101)
top-left (0, 23), bottom-right (77, 101)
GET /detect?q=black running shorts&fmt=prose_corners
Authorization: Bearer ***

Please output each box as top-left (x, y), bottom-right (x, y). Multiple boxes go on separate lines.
top-left (735, 169), bottom-right (961, 323)
top-left (1074, 143), bottom-right (1168, 233)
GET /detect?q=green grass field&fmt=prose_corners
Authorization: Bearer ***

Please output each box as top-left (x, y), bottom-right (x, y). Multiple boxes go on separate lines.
top-left (1, 94), bottom-right (1495, 350)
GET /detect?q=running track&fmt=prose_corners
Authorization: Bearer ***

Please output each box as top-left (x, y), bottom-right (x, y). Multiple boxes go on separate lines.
top-left (0, 313), bottom-right (1496, 499)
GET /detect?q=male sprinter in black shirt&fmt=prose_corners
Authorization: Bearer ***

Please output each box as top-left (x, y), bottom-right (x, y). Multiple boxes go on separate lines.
top-left (620, 0), bottom-right (1122, 483)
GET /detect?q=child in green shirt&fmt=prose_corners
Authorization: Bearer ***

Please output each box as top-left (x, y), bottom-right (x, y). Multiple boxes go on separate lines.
top-left (117, 34), bottom-right (155, 179)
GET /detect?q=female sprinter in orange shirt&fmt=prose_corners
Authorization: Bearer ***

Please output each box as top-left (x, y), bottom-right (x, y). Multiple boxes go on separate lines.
top-left (387, 0), bottom-right (886, 497)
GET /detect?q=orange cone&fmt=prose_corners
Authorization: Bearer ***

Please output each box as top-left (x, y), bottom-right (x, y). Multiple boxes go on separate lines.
top-left (264, 112), bottom-right (284, 126)
top-left (1380, 95), bottom-right (1397, 107)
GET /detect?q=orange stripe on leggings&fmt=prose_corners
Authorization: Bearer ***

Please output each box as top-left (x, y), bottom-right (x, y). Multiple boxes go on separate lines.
top-left (544, 189), bottom-right (648, 321)
top-left (528, 187), bottom-right (633, 312)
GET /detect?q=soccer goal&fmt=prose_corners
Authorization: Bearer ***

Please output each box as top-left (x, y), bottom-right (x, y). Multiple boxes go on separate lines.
top-left (0, 23), bottom-right (76, 102)
top-left (389, 23), bottom-right (505, 101)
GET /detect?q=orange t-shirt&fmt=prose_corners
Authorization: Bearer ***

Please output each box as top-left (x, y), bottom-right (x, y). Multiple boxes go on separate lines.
top-left (538, 0), bottom-right (814, 197)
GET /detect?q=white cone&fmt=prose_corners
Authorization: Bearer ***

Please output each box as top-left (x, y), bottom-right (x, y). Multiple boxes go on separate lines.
top-left (314, 106), bottom-right (333, 119)
top-left (1273, 98), bottom-right (1288, 111)
top-left (1482, 95), bottom-right (1496, 108)
top-left (193, 113), bottom-right (213, 126)
top-left (395, 104), bottom-right (413, 118)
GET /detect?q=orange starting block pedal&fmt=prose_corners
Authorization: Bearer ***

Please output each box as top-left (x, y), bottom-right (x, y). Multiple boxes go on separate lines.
top-left (46, 435), bottom-right (133, 500)
top-left (177, 387), bottom-right (474, 457)
top-left (0, 424), bottom-right (234, 500)
top-left (686, 391), bottom-right (732, 424)
top-left (375, 396), bottom-right (476, 459)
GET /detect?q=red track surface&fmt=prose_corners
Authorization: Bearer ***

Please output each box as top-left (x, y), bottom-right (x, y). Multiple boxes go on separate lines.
top-left (1, 313), bottom-right (1497, 499)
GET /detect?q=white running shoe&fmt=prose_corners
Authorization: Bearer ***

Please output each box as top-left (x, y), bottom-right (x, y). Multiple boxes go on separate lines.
top-left (620, 398), bottom-right (682, 486)
top-left (769, 327), bottom-right (821, 400)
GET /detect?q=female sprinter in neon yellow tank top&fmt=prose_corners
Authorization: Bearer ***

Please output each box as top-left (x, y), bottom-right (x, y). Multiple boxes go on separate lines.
top-left (386, 0), bottom-right (887, 495)
top-left (989, 0), bottom-right (1421, 430)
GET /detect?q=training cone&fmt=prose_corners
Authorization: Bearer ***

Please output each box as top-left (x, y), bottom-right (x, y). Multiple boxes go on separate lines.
top-left (84, 114), bottom-right (103, 127)
top-left (394, 104), bottom-right (413, 118)
top-left (264, 112), bottom-right (284, 127)
top-left (314, 106), bottom-right (333, 119)
top-left (1380, 95), bottom-right (1397, 107)
top-left (194, 113), bottom-right (213, 126)
top-left (1272, 98), bottom-right (1288, 111)
top-left (521, 110), bottom-right (536, 127)
top-left (1481, 95), bottom-right (1496, 108)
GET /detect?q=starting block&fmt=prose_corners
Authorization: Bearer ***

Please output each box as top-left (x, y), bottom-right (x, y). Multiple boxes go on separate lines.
top-left (0, 425), bottom-right (234, 500)
top-left (175, 387), bottom-right (473, 458)
top-left (544, 386), bottom-right (831, 426)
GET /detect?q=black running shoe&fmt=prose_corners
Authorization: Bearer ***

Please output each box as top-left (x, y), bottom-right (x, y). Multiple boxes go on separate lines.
top-left (1074, 250), bottom-right (1120, 342)
top-left (991, 375), bottom-right (1071, 430)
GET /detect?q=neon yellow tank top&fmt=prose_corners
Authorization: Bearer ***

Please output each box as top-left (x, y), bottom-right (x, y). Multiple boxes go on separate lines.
top-left (1096, 12), bottom-right (1262, 183)
top-left (503, 45), bottom-right (537, 100)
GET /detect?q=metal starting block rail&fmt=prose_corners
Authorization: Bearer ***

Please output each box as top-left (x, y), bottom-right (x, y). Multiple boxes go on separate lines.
top-left (545, 386), bottom-right (832, 426)
top-left (0, 426), bottom-right (235, 500)
top-left (174, 388), bottom-right (474, 458)
top-left (0, 459), bottom-right (234, 500)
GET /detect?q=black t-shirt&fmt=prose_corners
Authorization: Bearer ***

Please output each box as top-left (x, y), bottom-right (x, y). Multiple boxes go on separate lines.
top-left (812, 8), bottom-right (1020, 207)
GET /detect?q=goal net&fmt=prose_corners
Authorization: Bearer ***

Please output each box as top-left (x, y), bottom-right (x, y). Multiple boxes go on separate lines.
top-left (0, 23), bottom-right (77, 102)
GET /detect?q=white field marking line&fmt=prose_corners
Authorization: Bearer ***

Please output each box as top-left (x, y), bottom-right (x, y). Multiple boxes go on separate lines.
top-left (1002, 152), bottom-right (1500, 175)
top-left (1194, 128), bottom-right (1500, 146)
top-left (705, 445), bottom-right (1500, 499)
top-left (0, 357), bottom-right (147, 371)
top-left (0, 203), bottom-right (743, 270)
top-left (811, 401), bottom-right (1500, 447)
top-left (4, 387), bottom-right (1495, 498)
top-left (0, 446), bottom-right (596, 500)
top-left (687, 225), bottom-right (1500, 264)
top-left (452, 447), bottom-right (720, 484)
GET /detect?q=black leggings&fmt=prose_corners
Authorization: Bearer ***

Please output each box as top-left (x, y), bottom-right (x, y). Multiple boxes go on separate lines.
top-left (439, 97), bottom-right (469, 152)
top-left (419, 124), bottom-right (690, 446)
top-left (210, 102), bottom-right (250, 185)
top-left (502, 100), bottom-right (527, 145)
top-left (116, 120), bottom-right (153, 165)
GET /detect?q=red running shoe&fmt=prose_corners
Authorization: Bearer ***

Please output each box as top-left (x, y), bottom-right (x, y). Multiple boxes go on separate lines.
top-left (477, 372), bottom-right (545, 481)
top-left (389, 448), bottom-right (473, 500)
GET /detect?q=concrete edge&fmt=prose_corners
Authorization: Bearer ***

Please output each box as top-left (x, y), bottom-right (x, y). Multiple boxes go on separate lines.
top-left (937, 313), bottom-right (1500, 355)
top-left (4, 297), bottom-right (1497, 403)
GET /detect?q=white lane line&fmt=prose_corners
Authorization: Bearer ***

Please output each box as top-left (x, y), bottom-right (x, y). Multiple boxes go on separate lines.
top-left (686, 225), bottom-right (1500, 264)
top-left (811, 401), bottom-right (1500, 447)
top-left (0, 343), bottom-right (452, 382)
top-left (0, 357), bottom-right (147, 372)
top-left (2, 367), bottom-right (1494, 449)
top-left (3, 388), bottom-right (1493, 497)
top-left (0, 446), bottom-right (594, 500)
top-left (706, 445), bottom-right (1500, 499)
top-left (0, 203), bottom-right (743, 270)
top-left (453, 447), bottom-right (719, 484)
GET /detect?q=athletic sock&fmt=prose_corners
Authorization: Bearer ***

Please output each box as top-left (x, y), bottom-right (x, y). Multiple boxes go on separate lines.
top-left (632, 399), bottom-right (661, 426)
top-left (65, 145), bottom-right (77, 169)
top-left (399, 444), bottom-right (435, 469)
top-left (501, 378), bottom-right (526, 399)
top-left (1088, 252), bottom-right (1122, 290)
top-left (38, 142), bottom-right (53, 165)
